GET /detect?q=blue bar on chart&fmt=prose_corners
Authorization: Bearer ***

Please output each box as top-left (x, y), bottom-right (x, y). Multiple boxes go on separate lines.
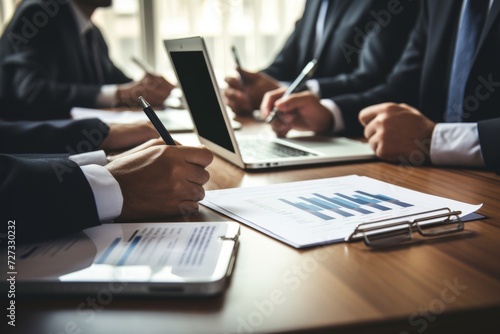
top-left (279, 190), bottom-right (414, 221)
top-left (355, 191), bottom-right (413, 208)
top-left (300, 196), bottom-right (354, 217)
top-left (117, 236), bottom-right (142, 266)
top-left (335, 193), bottom-right (391, 211)
top-left (313, 193), bottom-right (374, 215)
top-left (279, 198), bottom-right (335, 220)
top-left (96, 237), bottom-right (121, 264)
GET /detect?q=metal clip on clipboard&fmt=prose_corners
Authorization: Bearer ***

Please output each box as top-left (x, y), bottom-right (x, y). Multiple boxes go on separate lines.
top-left (345, 208), bottom-right (464, 247)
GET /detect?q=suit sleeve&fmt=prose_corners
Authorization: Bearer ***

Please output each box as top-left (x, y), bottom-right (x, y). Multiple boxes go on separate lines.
top-left (478, 118), bottom-right (500, 174)
top-left (0, 154), bottom-right (101, 243)
top-left (0, 119), bottom-right (109, 154)
top-left (94, 27), bottom-right (131, 85)
top-left (0, 2), bottom-right (131, 120)
top-left (2, 3), bottom-right (98, 119)
top-left (333, 1), bottom-right (428, 136)
top-left (317, 0), bottom-right (420, 97)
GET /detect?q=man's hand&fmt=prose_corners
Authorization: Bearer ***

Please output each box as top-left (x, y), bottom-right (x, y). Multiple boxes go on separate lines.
top-left (116, 73), bottom-right (175, 108)
top-left (107, 145), bottom-right (214, 220)
top-left (224, 69), bottom-right (280, 115)
top-left (261, 88), bottom-right (333, 137)
top-left (99, 122), bottom-right (159, 151)
top-left (359, 103), bottom-right (436, 163)
top-left (107, 137), bottom-right (166, 162)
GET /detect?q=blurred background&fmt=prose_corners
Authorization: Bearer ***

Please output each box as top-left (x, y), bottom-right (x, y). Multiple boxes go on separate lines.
top-left (0, 0), bottom-right (305, 83)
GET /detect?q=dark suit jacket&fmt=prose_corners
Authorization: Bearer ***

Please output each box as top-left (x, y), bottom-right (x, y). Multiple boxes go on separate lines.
top-left (0, 118), bottom-right (109, 153)
top-left (0, 0), bottom-right (131, 120)
top-left (334, 0), bottom-right (500, 173)
top-left (0, 154), bottom-right (100, 243)
top-left (262, 0), bottom-right (420, 98)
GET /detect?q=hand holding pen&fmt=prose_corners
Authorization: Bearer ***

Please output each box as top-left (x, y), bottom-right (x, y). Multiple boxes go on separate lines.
top-left (116, 57), bottom-right (175, 108)
top-left (265, 59), bottom-right (318, 123)
top-left (231, 45), bottom-right (246, 87)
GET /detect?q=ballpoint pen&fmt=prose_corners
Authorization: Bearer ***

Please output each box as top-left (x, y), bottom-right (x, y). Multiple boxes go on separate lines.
top-left (139, 96), bottom-right (176, 145)
top-left (231, 45), bottom-right (246, 86)
top-left (265, 59), bottom-right (318, 124)
top-left (132, 56), bottom-right (155, 75)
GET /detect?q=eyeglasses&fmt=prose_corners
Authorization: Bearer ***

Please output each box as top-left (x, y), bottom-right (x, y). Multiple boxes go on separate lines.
top-left (345, 208), bottom-right (464, 247)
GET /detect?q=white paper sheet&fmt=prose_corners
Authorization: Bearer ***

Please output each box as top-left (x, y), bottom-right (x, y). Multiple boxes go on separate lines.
top-left (71, 107), bottom-right (194, 132)
top-left (16, 222), bottom-right (229, 280)
top-left (201, 175), bottom-right (482, 248)
top-left (71, 107), bottom-right (241, 132)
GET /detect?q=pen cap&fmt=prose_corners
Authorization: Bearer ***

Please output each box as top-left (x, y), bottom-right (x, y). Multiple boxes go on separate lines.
top-left (302, 59), bottom-right (318, 77)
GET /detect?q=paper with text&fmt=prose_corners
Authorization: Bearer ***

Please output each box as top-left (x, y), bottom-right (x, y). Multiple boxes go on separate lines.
top-left (17, 222), bottom-right (229, 281)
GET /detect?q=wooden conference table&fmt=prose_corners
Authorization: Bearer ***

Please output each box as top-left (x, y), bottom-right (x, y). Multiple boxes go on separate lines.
top-left (19, 117), bottom-right (500, 334)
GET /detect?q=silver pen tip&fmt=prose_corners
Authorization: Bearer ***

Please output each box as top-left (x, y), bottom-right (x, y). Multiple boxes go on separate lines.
top-left (139, 96), bottom-right (150, 108)
top-left (265, 110), bottom-right (278, 123)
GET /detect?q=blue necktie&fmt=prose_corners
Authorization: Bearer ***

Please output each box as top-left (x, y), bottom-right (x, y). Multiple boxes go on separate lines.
top-left (445, 0), bottom-right (489, 122)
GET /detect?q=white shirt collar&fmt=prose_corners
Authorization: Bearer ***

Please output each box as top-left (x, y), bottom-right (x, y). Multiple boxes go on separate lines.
top-left (68, 1), bottom-right (94, 36)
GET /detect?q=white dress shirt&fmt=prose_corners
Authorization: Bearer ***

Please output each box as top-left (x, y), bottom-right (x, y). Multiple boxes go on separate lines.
top-left (69, 151), bottom-right (123, 221)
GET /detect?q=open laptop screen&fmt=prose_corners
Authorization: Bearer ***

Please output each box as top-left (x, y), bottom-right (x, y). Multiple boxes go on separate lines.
top-left (169, 51), bottom-right (235, 153)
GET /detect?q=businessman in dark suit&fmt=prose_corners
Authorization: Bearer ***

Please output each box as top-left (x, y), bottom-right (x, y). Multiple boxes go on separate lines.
top-left (0, 118), bottom-right (214, 242)
top-left (1, 145), bottom-right (213, 243)
top-left (261, 0), bottom-right (500, 173)
top-left (224, 0), bottom-right (419, 115)
top-left (0, 0), bottom-right (174, 120)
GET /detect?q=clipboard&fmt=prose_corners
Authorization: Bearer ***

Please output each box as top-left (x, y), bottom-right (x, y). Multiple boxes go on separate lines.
top-left (5, 221), bottom-right (239, 297)
top-left (201, 175), bottom-right (482, 249)
top-left (345, 207), bottom-right (466, 247)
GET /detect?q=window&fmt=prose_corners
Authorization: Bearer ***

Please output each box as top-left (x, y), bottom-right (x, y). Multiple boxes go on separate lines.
top-left (0, 0), bottom-right (17, 31)
top-left (1, 0), bottom-right (305, 82)
top-left (92, 0), bottom-right (143, 79)
top-left (95, 0), bottom-right (305, 82)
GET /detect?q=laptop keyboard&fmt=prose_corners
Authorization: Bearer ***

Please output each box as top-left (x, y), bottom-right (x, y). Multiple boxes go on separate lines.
top-left (238, 139), bottom-right (317, 160)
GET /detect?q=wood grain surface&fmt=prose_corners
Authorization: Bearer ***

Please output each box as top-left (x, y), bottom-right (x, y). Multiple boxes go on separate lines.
top-left (16, 120), bottom-right (500, 334)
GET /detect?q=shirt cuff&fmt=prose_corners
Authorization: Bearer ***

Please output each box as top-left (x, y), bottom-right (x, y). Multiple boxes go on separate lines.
top-left (80, 164), bottom-right (123, 222)
top-left (96, 84), bottom-right (118, 108)
top-left (431, 123), bottom-right (485, 167)
top-left (278, 81), bottom-right (290, 88)
top-left (69, 150), bottom-right (108, 166)
top-left (305, 79), bottom-right (320, 98)
top-left (320, 99), bottom-right (345, 133)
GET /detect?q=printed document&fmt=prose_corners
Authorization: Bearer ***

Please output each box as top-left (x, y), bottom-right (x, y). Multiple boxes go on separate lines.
top-left (201, 175), bottom-right (482, 248)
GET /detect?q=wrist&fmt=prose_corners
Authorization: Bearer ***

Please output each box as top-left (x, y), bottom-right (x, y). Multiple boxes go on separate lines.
top-left (115, 87), bottom-right (128, 107)
top-left (115, 85), bottom-right (138, 108)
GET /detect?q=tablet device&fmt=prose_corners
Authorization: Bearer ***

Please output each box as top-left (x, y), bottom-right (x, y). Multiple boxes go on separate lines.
top-left (5, 221), bottom-right (239, 297)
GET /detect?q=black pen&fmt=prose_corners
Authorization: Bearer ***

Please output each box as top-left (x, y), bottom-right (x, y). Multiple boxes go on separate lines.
top-left (231, 45), bottom-right (246, 86)
top-left (139, 96), bottom-right (176, 145)
top-left (265, 59), bottom-right (318, 124)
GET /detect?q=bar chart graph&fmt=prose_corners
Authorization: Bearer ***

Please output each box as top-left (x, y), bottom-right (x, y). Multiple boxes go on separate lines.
top-left (279, 191), bottom-right (414, 221)
top-left (202, 175), bottom-right (480, 247)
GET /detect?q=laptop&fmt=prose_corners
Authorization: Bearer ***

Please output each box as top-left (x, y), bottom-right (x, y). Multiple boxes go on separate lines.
top-left (164, 36), bottom-right (375, 170)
